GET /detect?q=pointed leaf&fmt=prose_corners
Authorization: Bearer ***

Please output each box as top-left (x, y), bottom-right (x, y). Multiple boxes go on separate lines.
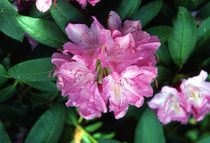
top-left (134, 108), bottom-right (165, 143)
top-left (50, 0), bottom-right (84, 33)
top-left (0, 64), bottom-right (7, 87)
top-left (26, 81), bottom-right (57, 92)
top-left (0, 0), bottom-right (24, 41)
top-left (146, 25), bottom-right (172, 43)
top-left (16, 15), bottom-right (68, 48)
top-left (0, 85), bottom-right (16, 103)
top-left (65, 108), bottom-right (77, 126)
top-left (197, 17), bottom-right (210, 48)
top-left (117, 0), bottom-right (142, 20)
top-left (196, 2), bottom-right (210, 19)
top-left (8, 58), bottom-right (55, 82)
top-left (0, 121), bottom-right (12, 143)
top-left (85, 122), bottom-right (103, 133)
top-left (131, 0), bottom-right (162, 27)
top-left (24, 103), bottom-right (65, 143)
top-left (168, 7), bottom-right (197, 69)
top-left (174, 0), bottom-right (206, 11)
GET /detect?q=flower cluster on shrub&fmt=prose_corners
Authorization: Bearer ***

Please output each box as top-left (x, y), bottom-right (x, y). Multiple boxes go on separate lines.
top-left (52, 11), bottom-right (160, 119)
top-left (149, 70), bottom-right (210, 124)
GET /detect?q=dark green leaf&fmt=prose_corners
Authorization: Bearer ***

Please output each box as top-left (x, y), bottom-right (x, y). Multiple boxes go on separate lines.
top-left (196, 136), bottom-right (210, 143)
top-left (29, 4), bottom-right (50, 18)
top-left (174, 0), bottom-right (207, 11)
top-left (24, 103), bottom-right (65, 143)
top-left (0, 121), bottom-right (12, 143)
top-left (156, 43), bottom-right (173, 67)
top-left (0, 0), bottom-right (24, 41)
top-left (65, 108), bottom-right (77, 126)
top-left (168, 7), bottom-right (197, 69)
top-left (196, 2), bottom-right (210, 19)
top-left (26, 81), bottom-right (57, 92)
top-left (16, 15), bottom-right (68, 48)
top-left (117, 0), bottom-right (142, 20)
top-left (50, 0), bottom-right (84, 33)
top-left (98, 139), bottom-right (121, 143)
top-left (197, 17), bottom-right (210, 48)
top-left (8, 58), bottom-right (55, 82)
top-left (131, 0), bottom-right (162, 27)
top-left (0, 85), bottom-right (16, 103)
top-left (146, 25), bottom-right (172, 43)
top-left (0, 64), bottom-right (7, 87)
top-left (134, 108), bottom-right (165, 143)
top-left (85, 122), bottom-right (102, 133)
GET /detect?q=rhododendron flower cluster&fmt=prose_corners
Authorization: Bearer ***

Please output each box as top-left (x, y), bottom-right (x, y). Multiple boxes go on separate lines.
top-left (52, 11), bottom-right (160, 119)
top-left (35, 0), bottom-right (101, 12)
top-left (148, 70), bottom-right (210, 124)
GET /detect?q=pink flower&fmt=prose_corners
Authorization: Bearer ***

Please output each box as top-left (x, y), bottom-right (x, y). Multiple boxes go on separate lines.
top-left (180, 70), bottom-right (210, 121)
top-left (76, 0), bottom-right (100, 9)
top-left (64, 17), bottom-right (113, 68)
top-left (36, 0), bottom-right (53, 13)
top-left (52, 53), bottom-right (107, 119)
top-left (103, 66), bottom-right (157, 119)
top-left (148, 86), bottom-right (189, 124)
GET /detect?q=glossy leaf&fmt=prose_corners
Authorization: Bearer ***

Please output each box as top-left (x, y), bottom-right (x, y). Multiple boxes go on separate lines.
top-left (134, 108), bottom-right (165, 143)
top-left (146, 25), bottom-right (172, 43)
top-left (156, 43), bottom-right (173, 67)
top-left (117, 0), bottom-right (142, 20)
top-left (197, 17), bottom-right (210, 48)
top-left (98, 139), bottom-right (121, 143)
top-left (196, 136), bottom-right (210, 143)
top-left (131, 0), bottom-right (162, 27)
top-left (16, 15), bottom-right (68, 48)
top-left (196, 2), bottom-right (210, 19)
top-left (65, 108), bottom-right (77, 126)
top-left (174, 0), bottom-right (206, 11)
top-left (168, 7), bottom-right (197, 69)
top-left (0, 85), bottom-right (16, 103)
top-left (85, 122), bottom-right (103, 133)
top-left (0, 0), bottom-right (24, 41)
top-left (50, 0), bottom-right (84, 33)
top-left (0, 121), bottom-right (12, 143)
top-left (24, 103), bottom-right (65, 143)
top-left (26, 81), bottom-right (57, 92)
top-left (0, 64), bottom-right (7, 87)
top-left (8, 58), bottom-right (55, 82)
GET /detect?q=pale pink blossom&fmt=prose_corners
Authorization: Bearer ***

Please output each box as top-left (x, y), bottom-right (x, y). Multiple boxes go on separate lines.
top-left (148, 86), bottom-right (189, 124)
top-left (103, 66), bottom-right (157, 119)
top-left (52, 53), bottom-right (107, 119)
top-left (36, 0), bottom-right (52, 13)
top-left (180, 70), bottom-right (210, 121)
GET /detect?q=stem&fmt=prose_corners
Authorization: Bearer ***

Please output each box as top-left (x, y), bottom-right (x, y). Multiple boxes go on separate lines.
top-left (78, 116), bottom-right (83, 124)
top-left (76, 124), bottom-right (98, 143)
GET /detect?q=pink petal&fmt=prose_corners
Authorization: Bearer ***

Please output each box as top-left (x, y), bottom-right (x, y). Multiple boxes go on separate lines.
top-left (36, 0), bottom-right (52, 13)
top-left (76, 0), bottom-right (87, 9)
top-left (51, 53), bottom-right (72, 68)
top-left (87, 0), bottom-right (101, 6)
top-left (121, 20), bottom-right (141, 35)
top-left (107, 11), bottom-right (122, 31)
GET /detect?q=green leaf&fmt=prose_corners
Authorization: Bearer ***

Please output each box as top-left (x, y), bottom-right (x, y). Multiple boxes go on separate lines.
top-left (65, 108), bottom-right (77, 126)
top-left (174, 0), bottom-right (207, 11)
top-left (197, 17), bottom-right (210, 48)
top-left (93, 132), bottom-right (115, 139)
top-left (0, 121), bottom-right (12, 143)
top-left (0, 0), bottom-right (24, 41)
top-left (8, 58), bottom-right (55, 82)
top-left (196, 136), bottom-right (210, 143)
top-left (98, 139), bottom-right (121, 143)
top-left (0, 64), bottom-right (7, 87)
top-left (134, 108), bottom-right (165, 143)
top-left (16, 15), bottom-right (68, 48)
top-left (117, 0), bottom-right (142, 20)
top-left (24, 103), bottom-right (65, 143)
top-left (26, 81), bottom-right (57, 92)
top-left (156, 43), bottom-right (173, 67)
top-left (168, 7), bottom-right (197, 69)
top-left (0, 85), bottom-right (16, 103)
top-left (146, 25), bottom-right (172, 43)
top-left (50, 0), bottom-right (84, 33)
top-left (85, 122), bottom-right (103, 133)
top-left (197, 2), bottom-right (210, 19)
top-left (131, 0), bottom-right (162, 27)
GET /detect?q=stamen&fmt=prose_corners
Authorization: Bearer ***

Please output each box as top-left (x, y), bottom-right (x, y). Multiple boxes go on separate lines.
top-left (49, 66), bottom-right (56, 78)
top-left (155, 78), bottom-right (158, 88)
top-left (154, 52), bottom-right (159, 63)
top-left (54, 0), bottom-right (57, 10)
